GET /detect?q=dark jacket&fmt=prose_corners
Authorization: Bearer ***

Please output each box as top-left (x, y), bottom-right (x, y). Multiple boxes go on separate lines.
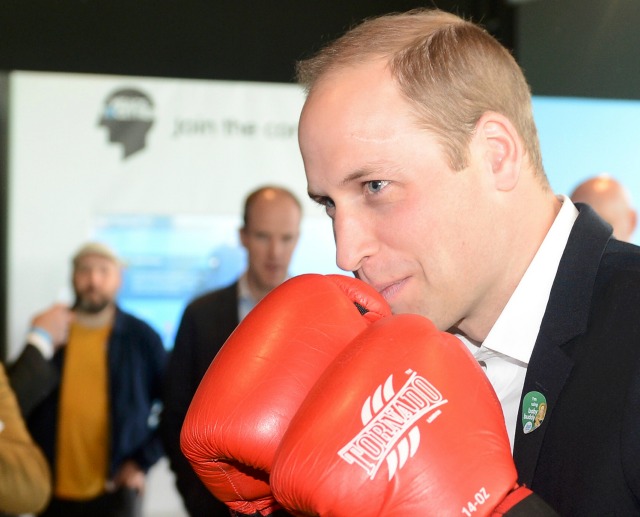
top-left (27, 307), bottom-right (167, 478)
top-left (8, 344), bottom-right (59, 418)
top-left (514, 204), bottom-right (640, 515)
top-left (160, 281), bottom-right (239, 517)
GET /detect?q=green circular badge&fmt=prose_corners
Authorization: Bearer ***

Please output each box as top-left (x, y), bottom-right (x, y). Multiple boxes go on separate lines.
top-left (522, 391), bottom-right (547, 434)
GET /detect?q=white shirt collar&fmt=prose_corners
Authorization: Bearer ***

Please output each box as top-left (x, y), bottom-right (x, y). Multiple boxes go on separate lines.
top-left (237, 272), bottom-right (258, 321)
top-left (481, 195), bottom-right (579, 364)
top-left (237, 272), bottom-right (292, 321)
top-left (237, 272), bottom-right (253, 301)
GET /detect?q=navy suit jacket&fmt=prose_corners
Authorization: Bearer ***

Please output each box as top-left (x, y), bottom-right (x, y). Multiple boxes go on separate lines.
top-left (513, 204), bottom-right (640, 515)
top-left (160, 281), bottom-right (240, 517)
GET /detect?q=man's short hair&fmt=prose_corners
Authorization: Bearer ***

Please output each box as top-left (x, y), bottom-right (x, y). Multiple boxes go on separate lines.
top-left (296, 8), bottom-right (545, 180)
top-left (72, 242), bottom-right (122, 269)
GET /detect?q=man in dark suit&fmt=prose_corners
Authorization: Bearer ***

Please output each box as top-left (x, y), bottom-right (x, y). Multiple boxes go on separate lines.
top-left (286, 7), bottom-right (640, 515)
top-left (161, 185), bottom-right (302, 516)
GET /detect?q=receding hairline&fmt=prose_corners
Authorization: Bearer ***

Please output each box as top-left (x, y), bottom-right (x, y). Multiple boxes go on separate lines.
top-left (295, 7), bottom-right (546, 180)
top-left (296, 8), bottom-right (467, 92)
top-left (242, 186), bottom-right (303, 227)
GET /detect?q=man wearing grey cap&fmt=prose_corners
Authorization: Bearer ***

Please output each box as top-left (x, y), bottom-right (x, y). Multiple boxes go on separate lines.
top-left (12, 241), bottom-right (167, 517)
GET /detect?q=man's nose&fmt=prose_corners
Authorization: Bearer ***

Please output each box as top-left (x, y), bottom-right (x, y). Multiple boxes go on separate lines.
top-left (333, 210), bottom-right (377, 273)
top-left (87, 269), bottom-right (104, 285)
top-left (267, 238), bottom-right (284, 258)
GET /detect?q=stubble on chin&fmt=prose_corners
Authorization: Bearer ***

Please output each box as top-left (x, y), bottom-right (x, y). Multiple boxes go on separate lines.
top-left (74, 295), bottom-right (111, 314)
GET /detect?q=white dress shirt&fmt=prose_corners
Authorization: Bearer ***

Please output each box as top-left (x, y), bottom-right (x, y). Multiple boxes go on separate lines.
top-left (457, 195), bottom-right (579, 450)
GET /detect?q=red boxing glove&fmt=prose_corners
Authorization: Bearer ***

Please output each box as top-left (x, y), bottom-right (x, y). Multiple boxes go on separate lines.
top-left (271, 314), bottom-right (533, 517)
top-left (180, 274), bottom-right (391, 516)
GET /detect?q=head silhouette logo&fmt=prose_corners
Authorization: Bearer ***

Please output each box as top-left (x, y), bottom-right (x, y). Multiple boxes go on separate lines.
top-left (99, 88), bottom-right (154, 159)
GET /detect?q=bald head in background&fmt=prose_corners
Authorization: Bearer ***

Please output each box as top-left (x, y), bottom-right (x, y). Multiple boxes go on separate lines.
top-left (570, 175), bottom-right (637, 242)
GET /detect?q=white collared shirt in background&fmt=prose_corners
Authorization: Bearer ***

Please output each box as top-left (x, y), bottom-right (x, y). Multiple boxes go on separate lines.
top-left (237, 273), bottom-right (258, 322)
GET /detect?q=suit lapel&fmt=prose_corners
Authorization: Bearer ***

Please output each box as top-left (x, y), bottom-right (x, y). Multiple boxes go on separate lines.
top-left (513, 204), bottom-right (612, 485)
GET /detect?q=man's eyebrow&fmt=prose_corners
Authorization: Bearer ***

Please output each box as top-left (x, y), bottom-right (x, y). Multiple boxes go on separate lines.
top-left (307, 166), bottom-right (387, 200)
top-left (341, 169), bottom-right (374, 186)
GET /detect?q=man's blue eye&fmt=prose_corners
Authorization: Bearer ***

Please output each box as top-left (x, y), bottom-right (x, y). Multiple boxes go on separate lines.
top-left (317, 197), bottom-right (335, 209)
top-left (368, 180), bottom-right (387, 193)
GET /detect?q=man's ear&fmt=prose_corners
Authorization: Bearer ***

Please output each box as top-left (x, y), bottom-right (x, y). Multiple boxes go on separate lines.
top-left (476, 112), bottom-right (523, 192)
